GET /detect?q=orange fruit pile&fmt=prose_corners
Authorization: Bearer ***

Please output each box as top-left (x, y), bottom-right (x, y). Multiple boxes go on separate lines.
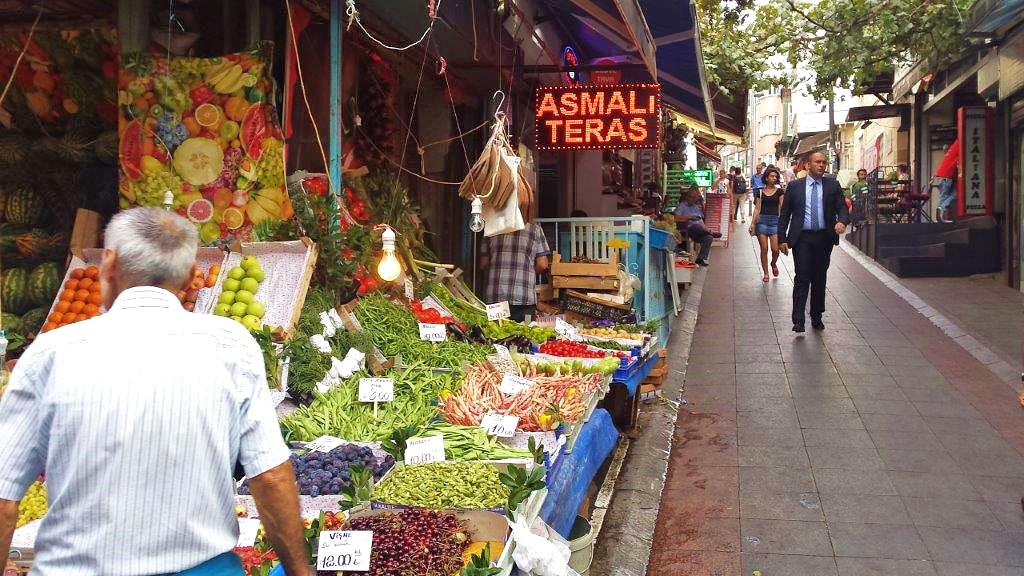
top-left (43, 266), bottom-right (102, 333)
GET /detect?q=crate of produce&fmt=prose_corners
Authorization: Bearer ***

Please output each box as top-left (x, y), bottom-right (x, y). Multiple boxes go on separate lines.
top-left (370, 461), bottom-right (541, 514)
top-left (560, 290), bottom-right (635, 323)
top-left (209, 239), bottom-right (317, 338)
top-left (550, 251), bottom-right (620, 277)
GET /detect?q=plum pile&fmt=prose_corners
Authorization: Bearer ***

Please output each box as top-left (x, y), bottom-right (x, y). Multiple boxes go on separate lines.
top-left (238, 443), bottom-right (394, 496)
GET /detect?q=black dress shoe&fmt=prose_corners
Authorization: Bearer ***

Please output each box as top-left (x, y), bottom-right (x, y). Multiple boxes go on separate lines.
top-left (695, 259), bottom-right (709, 266)
top-left (812, 318), bottom-right (825, 330)
top-left (793, 324), bottom-right (805, 333)
top-left (710, 231), bottom-right (723, 238)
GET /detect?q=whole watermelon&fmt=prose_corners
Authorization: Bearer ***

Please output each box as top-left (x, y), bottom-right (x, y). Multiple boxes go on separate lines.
top-left (27, 262), bottom-right (61, 307)
top-left (0, 312), bottom-right (20, 333)
top-left (4, 185), bottom-right (44, 226)
top-left (1, 268), bottom-right (29, 314)
top-left (18, 307), bottom-right (47, 337)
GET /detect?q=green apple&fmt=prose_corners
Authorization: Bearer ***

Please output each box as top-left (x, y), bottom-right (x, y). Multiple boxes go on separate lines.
top-left (241, 314), bottom-right (263, 331)
top-left (228, 266), bottom-right (246, 281)
top-left (219, 120), bottom-right (240, 141)
top-left (245, 267), bottom-right (265, 282)
top-left (235, 290), bottom-right (254, 304)
top-left (230, 315), bottom-right (243, 322)
top-left (245, 301), bottom-right (266, 319)
top-left (229, 302), bottom-right (249, 317)
top-left (239, 256), bottom-right (260, 271)
top-left (213, 303), bottom-right (232, 316)
top-left (240, 277), bottom-right (260, 294)
top-left (222, 278), bottom-right (241, 292)
top-left (218, 291), bottom-right (236, 305)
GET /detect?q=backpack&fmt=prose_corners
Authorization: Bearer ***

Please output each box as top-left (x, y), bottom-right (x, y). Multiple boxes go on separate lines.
top-left (732, 174), bottom-right (747, 195)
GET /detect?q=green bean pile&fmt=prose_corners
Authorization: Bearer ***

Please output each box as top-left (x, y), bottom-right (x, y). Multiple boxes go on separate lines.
top-left (373, 462), bottom-right (510, 509)
top-left (416, 422), bottom-right (533, 461)
top-left (354, 292), bottom-right (490, 369)
top-left (280, 367), bottom-right (459, 441)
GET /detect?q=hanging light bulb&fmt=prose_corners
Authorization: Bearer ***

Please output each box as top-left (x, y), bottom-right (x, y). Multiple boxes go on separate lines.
top-left (377, 226), bottom-right (402, 282)
top-left (469, 196), bottom-right (485, 233)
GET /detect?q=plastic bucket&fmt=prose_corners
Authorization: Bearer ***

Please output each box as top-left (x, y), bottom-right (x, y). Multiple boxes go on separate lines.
top-left (567, 515), bottom-right (594, 575)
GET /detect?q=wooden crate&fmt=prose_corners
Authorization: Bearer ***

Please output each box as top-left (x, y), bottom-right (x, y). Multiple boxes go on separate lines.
top-left (550, 251), bottom-right (619, 277)
top-left (552, 274), bottom-right (621, 291)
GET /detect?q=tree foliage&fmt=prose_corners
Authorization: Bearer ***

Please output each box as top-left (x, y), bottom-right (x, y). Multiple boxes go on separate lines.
top-left (696, 0), bottom-right (975, 101)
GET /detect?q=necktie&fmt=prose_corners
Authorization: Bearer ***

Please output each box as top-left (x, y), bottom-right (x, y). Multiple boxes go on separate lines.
top-left (810, 181), bottom-right (820, 230)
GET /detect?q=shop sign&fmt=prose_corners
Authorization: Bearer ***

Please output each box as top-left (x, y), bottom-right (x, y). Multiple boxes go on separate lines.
top-left (534, 83), bottom-right (661, 151)
top-left (683, 169), bottom-right (714, 187)
top-left (957, 106), bottom-right (995, 216)
top-left (562, 45), bottom-right (580, 85)
top-left (591, 58), bottom-right (621, 85)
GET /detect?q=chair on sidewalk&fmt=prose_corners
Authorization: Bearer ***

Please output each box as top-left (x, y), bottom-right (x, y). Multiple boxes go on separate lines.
top-left (897, 184), bottom-right (933, 223)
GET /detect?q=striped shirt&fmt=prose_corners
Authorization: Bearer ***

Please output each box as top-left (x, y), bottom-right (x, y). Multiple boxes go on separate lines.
top-left (480, 223), bottom-right (551, 306)
top-left (0, 287), bottom-right (290, 576)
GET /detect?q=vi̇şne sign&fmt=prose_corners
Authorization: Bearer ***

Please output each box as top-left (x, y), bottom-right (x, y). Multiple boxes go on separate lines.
top-left (534, 83), bottom-right (661, 151)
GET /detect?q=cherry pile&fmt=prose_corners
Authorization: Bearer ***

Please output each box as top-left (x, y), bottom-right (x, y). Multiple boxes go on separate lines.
top-left (340, 509), bottom-right (469, 576)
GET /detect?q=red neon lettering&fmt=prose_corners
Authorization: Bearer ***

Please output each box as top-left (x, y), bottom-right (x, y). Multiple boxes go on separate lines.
top-left (646, 94), bottom-right (656, 113)
top-left (628, 91), bottom-right (650, 114)
top-left (545, 119), bottom-right (561, 142)
top-left (628, 118), bottom-right (648, 141)
top-left (606, 91), bottom-right (627, 114)
top-left (606, 118), bottom-right (626, 142)
top-left (585, 118), bottom-right (604, 143)
top-left (581, 92), bottom-right (604, 115)
top-left (559, 93), bottom-right (578, 116)
top-left (538, 93), bottom-right (558, 117)
top-left (564, 119), bottom-right (584, 143)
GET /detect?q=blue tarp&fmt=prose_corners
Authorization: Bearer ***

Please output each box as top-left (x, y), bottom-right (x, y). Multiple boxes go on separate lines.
top-left (620, 353), bottom-right (660, 396)
top-left (540, 408), bottom-right (620, 538)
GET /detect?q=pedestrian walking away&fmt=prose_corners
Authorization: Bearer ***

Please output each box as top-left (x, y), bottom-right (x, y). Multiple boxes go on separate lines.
top-left (749, 166), bottom-right (785, 282)
top-left (730, 166), bottom-right (749, 224)
top-left (0, 208), bottom-right (310, 576)
top-left (674, 185), bottom-right (722, 266)
top-left (778, 151), bottom-right (850, 332)
top-left (934, 138), bottom-right (960, 223)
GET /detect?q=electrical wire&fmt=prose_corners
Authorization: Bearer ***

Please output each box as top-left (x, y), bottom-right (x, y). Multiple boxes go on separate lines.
top-left (0, 8), bottom-right (41, 108)
top-left (345, 0), bottom-right (442, 52)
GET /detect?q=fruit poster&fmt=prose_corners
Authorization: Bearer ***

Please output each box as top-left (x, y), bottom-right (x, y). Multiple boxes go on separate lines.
top-left (117, 45), bottom-right (292, 244)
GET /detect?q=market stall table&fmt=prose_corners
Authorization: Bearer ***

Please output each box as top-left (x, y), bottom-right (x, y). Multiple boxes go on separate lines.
top-left (601, 352), bottom-right (661, 430)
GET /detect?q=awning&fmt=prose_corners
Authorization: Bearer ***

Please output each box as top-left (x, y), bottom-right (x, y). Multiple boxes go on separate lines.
top-left (545, 0), bottom-right (657, 82)
top-left (669, 109), bottom-right (742, 145)
top-left (968, 0), bottom-right (1024, 35)
top-left (845, 104), bottom-right (910, 122)
top-left (793, 131), bottom-right (830, 157)
top-left (693, 138), bottom-right (721, 163)
top-left (642, 0), bottom-right (715, 127)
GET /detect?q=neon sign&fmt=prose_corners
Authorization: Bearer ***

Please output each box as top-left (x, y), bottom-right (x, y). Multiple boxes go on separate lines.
top-left (562, 45), bottom-right (580, 85)
top-left (534, 83), bottom-right (661, 151)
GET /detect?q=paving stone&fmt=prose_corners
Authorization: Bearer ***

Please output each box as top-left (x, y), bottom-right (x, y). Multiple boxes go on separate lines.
top-left (742, 553), bottom-right (839, 576)
top-left (918, 526), bottom-right (1024, 566)
top-left (737, 424), bottom-right (806, 447)
top-left (902, 497), bottom-right (1004, 531)
top-left (807, 446), bottom-right (885, 470)
top-left (868, 430), bottom-right (946, 451)
top-left (740, 519), bottom-right (834, 556)
top-left (821, 494), bottom-right (912, 524)
top-left (853, 399), bottom-right (920, 415)
top-left (803, 427), bottom-right (875, 448)
top-left (797, 409), bottom-right (867, 429)
top-left (737, 445), bottom-right (810, 469)
top-left (877, 449), bottom-right (962, 474)
top-left (932, 563), bottom-right (1024, 576)
top-left (739, 491), bottom-right (824, 521)
top-left (738, 466), bottom-right (816, 495)
top-left (984, 500), bottom-right (1024, 532)
top-left (813, 468), bottom-right (898, 495)
top-left (835, 558), bottom-right (938, 576)
top-left (889, 471), bottom-right (980, 500)
top-left (828, 523), bottom-right (931, 559)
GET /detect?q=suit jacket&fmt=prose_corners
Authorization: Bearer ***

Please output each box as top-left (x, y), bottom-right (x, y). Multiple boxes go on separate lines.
top-left (778, 176), bottom-right (850, 246)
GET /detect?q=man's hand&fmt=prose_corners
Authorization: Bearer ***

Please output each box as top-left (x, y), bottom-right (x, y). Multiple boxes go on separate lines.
top-left (779, 243), bottom-right (789, 255)
top-left (834, 222), bottom-right (847, 235)
top-left (247, 461), bottom-right (311, 576)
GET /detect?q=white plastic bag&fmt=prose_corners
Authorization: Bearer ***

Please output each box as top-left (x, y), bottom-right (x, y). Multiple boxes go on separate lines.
top-left (482, 161), bottom-right (525, 237)
top-left (508, 516), bottom-right (581, 576)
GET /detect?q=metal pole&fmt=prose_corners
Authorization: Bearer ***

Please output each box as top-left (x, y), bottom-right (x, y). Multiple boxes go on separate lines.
top-left (828, 92), bottom-right (837, 171)
top-left (329, 0), bottom-right (343, 195)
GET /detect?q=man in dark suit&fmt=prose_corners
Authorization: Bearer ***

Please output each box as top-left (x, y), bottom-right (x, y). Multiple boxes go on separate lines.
top-left (778, 151), bottom-right (850, 333)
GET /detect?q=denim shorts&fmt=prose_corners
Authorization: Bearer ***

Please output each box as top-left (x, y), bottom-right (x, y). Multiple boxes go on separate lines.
top-left (755, 214), bottom-right (780, 236)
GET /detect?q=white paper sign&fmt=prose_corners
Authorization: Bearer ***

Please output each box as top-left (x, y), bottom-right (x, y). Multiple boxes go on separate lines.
top-left (404, 435), bottom-right (446, 465)
top-left (11, 518), bottom-right (41, 548)
top-left (480, 413), bottom-right (519, 437)
top-left (404, 277), bottom-right (415, 299)
top-left (317, 530), bottom-right (373, 571)
top-left (306, 435), bottom-right (345, 453)
top-left (486, 301), bottom-right (511, 321)
top-left (500, 373), bottom-right (534, 396)
top-left (237, 517), bottom-right (261, 547)
top-left (358, 377), bottom-right (395, 402)
top-left (418, 323), bottom-right (447, 342)
top-left (494, 344), bottom-right (513, 360)
top-left (555, 317), bottom-right (579, 340)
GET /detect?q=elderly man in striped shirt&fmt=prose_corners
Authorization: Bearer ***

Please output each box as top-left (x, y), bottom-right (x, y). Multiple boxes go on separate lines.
top-left (0, 208), bottom-right (309, 575)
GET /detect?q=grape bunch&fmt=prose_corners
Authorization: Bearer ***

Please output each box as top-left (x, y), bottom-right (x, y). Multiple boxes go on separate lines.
top-left (238, 443), bottom-right (394, 497)
top-left (155, 113), bottom-right (188, 152)
top-left (250, 139), bottom-right (284, 188)
top-left (132, 166), bottom-right (184, 207)
top-left (17, 481), bottom-right (47, 528)
top-left (210, 147), bottom-right (244, 189)
top-left (170, 58), bottom-right (204, 86)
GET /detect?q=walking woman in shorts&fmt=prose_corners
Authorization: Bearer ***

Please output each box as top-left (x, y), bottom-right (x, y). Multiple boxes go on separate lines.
top-left (749, 166), bottom-right (785, 282)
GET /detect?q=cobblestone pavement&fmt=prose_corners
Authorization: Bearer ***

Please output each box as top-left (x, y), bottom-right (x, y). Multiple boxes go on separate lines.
top-left (646, 231), bottom-right (1024, 576)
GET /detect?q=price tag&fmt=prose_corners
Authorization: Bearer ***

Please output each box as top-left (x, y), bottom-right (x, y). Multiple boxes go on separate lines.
top-left (480, 413), bottom-right (519, 437)
top-left (418, 323), bottom-right (447, 342)
top-left (555, 317), bottom-right (579, 340)
top-left (306, 435), bottom-right (345, 453)
top-left (237, 518), bottom-right (261, 547)
top-left (404, 277), bottom-right (415, 299)
top-left (404, 435), bottom-right (446, 465)
top-left (486, 301), bottom-right (511, 321)
top-left (317, 530), bottom-right (373, 572)
top-left (500, 373), bottom-right (534, 395)
top-left (494, 344), bottom-right (513, 360)
top-left (358, 377), bottom-right (395, 402)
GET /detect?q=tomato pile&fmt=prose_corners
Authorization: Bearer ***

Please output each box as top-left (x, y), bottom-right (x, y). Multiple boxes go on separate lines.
top-left (539, 339), bottom-right (616, 359)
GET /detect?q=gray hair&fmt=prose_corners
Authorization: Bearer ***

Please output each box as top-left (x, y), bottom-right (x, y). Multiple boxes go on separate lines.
top-left (104, 207), bottom-right (198, 288)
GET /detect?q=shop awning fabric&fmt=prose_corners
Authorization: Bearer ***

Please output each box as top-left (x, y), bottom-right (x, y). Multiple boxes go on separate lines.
top-left (793, 131), bottom-right (831, 157)
top-left (693, 138), bottom-right (721, 163)
top-left (642, 0), bottom-right (715, 128)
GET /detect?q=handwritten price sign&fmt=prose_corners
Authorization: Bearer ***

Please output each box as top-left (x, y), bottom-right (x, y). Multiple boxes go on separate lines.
top-left (418, 323), bottom-right (447, 342)
top-left (358, 378), bottom-right (395, 402)
top-left (317, 530), bottom-right (373, 571)
top-left (500, 373), bottom-right (534, 396)
top-left (555, 317), bottom-right (580, 341)
top-left (404, 435), bottom-right (446, 465)
top-left (486, 301), bottom-right (511, 321)
top-left (480, 413), bottom-right (519, 437)
top-left (306, 435), bottom-right (345, 453)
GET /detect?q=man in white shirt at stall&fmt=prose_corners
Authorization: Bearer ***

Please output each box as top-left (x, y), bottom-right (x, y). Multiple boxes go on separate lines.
top-left (0, 208), bottom-right (310, 576)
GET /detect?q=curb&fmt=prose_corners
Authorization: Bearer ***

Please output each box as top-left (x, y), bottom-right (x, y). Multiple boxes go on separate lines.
top-left (589, 265), bottom-right (708, 576)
